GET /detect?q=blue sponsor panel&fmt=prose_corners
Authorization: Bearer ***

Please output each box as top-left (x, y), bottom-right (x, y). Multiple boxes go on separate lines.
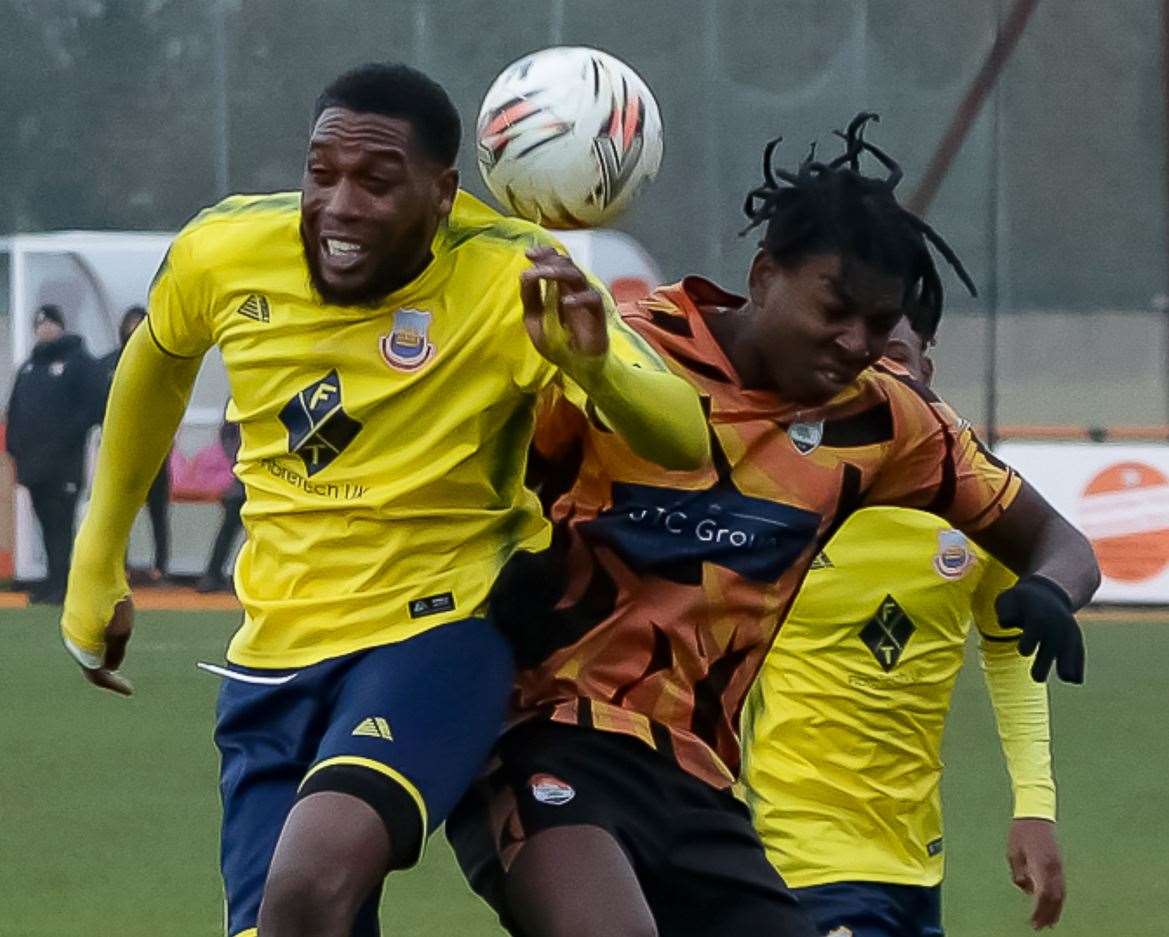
top-left (581, 481), bottom-right (821, 584)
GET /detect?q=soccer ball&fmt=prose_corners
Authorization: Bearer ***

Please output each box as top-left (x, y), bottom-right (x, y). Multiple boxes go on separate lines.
top-left (476, 46), bottom-right (664, 229)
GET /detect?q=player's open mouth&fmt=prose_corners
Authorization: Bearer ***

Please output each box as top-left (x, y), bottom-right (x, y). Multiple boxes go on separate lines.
top-left (321, 237), bottom-right (368, 271)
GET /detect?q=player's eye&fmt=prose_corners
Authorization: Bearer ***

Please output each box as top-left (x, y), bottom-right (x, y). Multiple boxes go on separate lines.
top-left (363, 176), bottom-right (395, 194)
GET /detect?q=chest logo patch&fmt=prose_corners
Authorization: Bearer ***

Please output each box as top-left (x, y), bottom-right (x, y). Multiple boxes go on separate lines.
top-left (380, 309), bottom-right (435, 372)
top-left (860, 595), bottom-right (916, 672)
top-left (278, 369), bottom-right (362, 476)
top-left (933, 528), bottom-right (974, 580)
top-left (529, 773), bottom-right (576, 806)
top-left (788, 420), bottom-right (824, 455)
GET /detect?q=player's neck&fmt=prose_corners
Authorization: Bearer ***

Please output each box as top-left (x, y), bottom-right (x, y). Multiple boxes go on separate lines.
top-left (702, 302), bottom-right (769, 390)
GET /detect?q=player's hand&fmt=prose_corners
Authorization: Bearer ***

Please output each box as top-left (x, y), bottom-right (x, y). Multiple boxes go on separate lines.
top-left (1007, 818), bottom-right (1065, 929)
top-left (995, 575), bottom-right (1084, 684)
top-left (520, 246), bottom-right (609, 370)
top-left (62, 597), bottom-right (135, 697)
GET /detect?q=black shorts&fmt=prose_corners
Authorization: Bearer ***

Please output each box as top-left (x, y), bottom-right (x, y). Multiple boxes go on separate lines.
top-left (445, 720), bottom-right (817, 937)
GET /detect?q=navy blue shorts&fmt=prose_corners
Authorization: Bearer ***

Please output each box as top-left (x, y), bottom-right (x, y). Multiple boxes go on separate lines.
top-left (206, 616), bottom-right (514, 937)
top-left (791, 881), bottom-right (943, 937)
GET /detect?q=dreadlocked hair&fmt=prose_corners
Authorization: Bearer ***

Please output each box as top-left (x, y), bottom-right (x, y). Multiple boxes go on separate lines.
top-left (740, 113), bottom-right (975, 341)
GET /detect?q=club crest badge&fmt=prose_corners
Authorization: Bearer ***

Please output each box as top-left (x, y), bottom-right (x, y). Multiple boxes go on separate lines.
top-left (933, 528), bottom-right (974, 579)
top-left (380, 309), bottom-right (435, 372)
top-left (529, 773), bottom-right (576, 806)
top-left (788, 420), bottom-right (824, 455)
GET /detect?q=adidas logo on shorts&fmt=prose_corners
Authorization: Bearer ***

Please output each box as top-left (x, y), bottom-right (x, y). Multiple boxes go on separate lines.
top-left (351, 716), bottom-right (393, 741)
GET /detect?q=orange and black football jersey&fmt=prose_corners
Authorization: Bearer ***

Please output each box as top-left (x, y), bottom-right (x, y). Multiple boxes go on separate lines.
top-left (510, 277), bottom-right (1021, 790)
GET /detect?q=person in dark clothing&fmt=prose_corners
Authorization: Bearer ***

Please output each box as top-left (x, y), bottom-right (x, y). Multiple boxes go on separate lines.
top-left (99, 305), bottom-right (171, 582)
top-left (196, 417), bottom-right (244, 593)
top-left (6, 304), bottom-right (100, 603)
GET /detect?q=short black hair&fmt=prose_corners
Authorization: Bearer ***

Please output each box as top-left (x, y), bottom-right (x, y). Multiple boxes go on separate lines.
top-left (34, 303), bottom-right (64, 328)
top-left (741, 113), bottom-right (975, 341)
top-left (314, 63), bottom-right (461, 167)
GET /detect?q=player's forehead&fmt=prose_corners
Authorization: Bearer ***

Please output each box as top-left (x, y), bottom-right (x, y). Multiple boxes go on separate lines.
top-left (803, 253), bottom-right (905, 314)
top-left (307, 107), bottom-right (418, 163)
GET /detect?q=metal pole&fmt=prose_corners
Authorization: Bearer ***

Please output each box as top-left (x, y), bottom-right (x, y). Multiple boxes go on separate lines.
top-left (549, 0), bottom-right (565, 45)
top-left (413, 0), bottom-right (431, 65)
top-left (211, 0), bottom-right (229, 196)
top-left (1161, 0), bottom-right (1169, 432)
top-left (907, 0), bottom-right (1039, 217)
top-left (984, 0), bottom-right (1003, 449)
top-left (702, 4), bottom-right (720, 279)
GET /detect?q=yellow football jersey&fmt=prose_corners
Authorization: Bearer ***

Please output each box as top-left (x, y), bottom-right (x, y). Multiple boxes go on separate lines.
top-left (148, 190), bottom-right (667, 668)
top-left (740, 506), bottom-right (1054, 888)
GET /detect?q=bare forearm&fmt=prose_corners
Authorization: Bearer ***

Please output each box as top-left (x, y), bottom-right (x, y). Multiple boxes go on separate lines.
top-left (973, 481), bottom-right (1101, 609)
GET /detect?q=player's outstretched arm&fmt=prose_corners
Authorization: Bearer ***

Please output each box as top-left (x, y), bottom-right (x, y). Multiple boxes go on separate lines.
top-left (61, 325), bottom-right (202, 695)
top-left (971, 481), bottom-right (1100, 684)
top-left (520, 246), bottom-right (709, 472)
top-left (975, 593), bottom-right (1065, 929)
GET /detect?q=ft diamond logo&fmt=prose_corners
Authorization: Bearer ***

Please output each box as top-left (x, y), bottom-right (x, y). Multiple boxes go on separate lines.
top-left (859, 595), bottom-right (916, 672)
top-left (278, 370), bottom-right (362, 476)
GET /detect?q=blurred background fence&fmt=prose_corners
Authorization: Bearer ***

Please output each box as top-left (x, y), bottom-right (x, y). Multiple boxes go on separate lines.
top-left (0, 0), bottom-right (1164, 428)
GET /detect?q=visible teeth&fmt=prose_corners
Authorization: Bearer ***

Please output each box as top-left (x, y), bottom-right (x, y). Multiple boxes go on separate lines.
top-left (326, 238), bottom-right (362, 256)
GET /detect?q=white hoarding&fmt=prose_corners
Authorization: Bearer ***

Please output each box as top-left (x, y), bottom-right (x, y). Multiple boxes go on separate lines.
top-left (996, 442), bottom-right (1169, 604)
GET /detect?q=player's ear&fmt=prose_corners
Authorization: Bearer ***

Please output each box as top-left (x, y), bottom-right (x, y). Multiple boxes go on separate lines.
top-left (434, 167), bottom-right (458, 217)
top-left (747, 250), bottom-right (779, 306)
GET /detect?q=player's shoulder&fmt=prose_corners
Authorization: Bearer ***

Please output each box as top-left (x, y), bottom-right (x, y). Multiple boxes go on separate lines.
top-left (616, 277), bottom-right (735, 369)
top-left (859, 360), bottom-right (936, 404)
top-left (857, 360), bottom-right (968, 434)
top-left (171, 192), bottom-right (300, 267)
top-left (441, 190), bottom-right (561, 263)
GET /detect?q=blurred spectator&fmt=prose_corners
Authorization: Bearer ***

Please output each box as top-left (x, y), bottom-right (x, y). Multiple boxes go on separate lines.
top-left (98, 305), bottom-right (171, 583)
top-left (6, 304), bottom-right (100, 603)
top-left (196, 416), bottom-right (244, 593)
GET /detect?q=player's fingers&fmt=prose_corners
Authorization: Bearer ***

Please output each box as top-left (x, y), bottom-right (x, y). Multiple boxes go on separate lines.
top-left (560, 290), bottom-right (607, 353)
top-left (1029, 643), bottom-right (1056, 683)
top-left (524, 245), bottom-right (560, 264)
top-left (526, 256), bottom-right (589, 293)
top-left (102, 598), bottom-right (134, 672)
top-left (1056, 627), bottom-right (1085, 685)
top-left (1031, 872), bottom-right (1065, 929)
top-left (1007, 849), bottom-right (1030, 891)
top-left (519, 268), bottom-right (546, 320)
top-left (82, 665), bottom-right (134, 697)
top-left (1017, 620), bottom-right (1040, 657)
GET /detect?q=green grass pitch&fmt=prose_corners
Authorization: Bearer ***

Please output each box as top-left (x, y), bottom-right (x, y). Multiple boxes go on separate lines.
top-left (1, 607), bottom-right (1165, 936)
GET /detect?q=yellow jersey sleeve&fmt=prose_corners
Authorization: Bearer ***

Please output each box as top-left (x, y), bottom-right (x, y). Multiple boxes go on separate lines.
top-left (972, 558), bottom-right (1058, 820)
top-left (515, 255), bottom-right (709, 472)
top-left (146, 227), bottom-right (215, 358)
top-left (61, 327), bottom-right (202, 657)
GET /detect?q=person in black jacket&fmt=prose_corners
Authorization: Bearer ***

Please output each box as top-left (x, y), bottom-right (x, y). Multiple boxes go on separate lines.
top-left (196, 416), bottom-right (244, 593)
top-left (98, 305), bottom-right (171, 583)
top-left (6, 304), bottom-right (100, 603)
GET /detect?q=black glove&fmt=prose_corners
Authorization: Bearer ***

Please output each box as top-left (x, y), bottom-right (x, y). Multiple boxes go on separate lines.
top-left (995, 575), bottom-right (1085, 684)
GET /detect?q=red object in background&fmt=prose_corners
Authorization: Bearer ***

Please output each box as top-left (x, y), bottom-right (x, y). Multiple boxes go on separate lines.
top-left (610, 276), bottom-right (652, 305)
